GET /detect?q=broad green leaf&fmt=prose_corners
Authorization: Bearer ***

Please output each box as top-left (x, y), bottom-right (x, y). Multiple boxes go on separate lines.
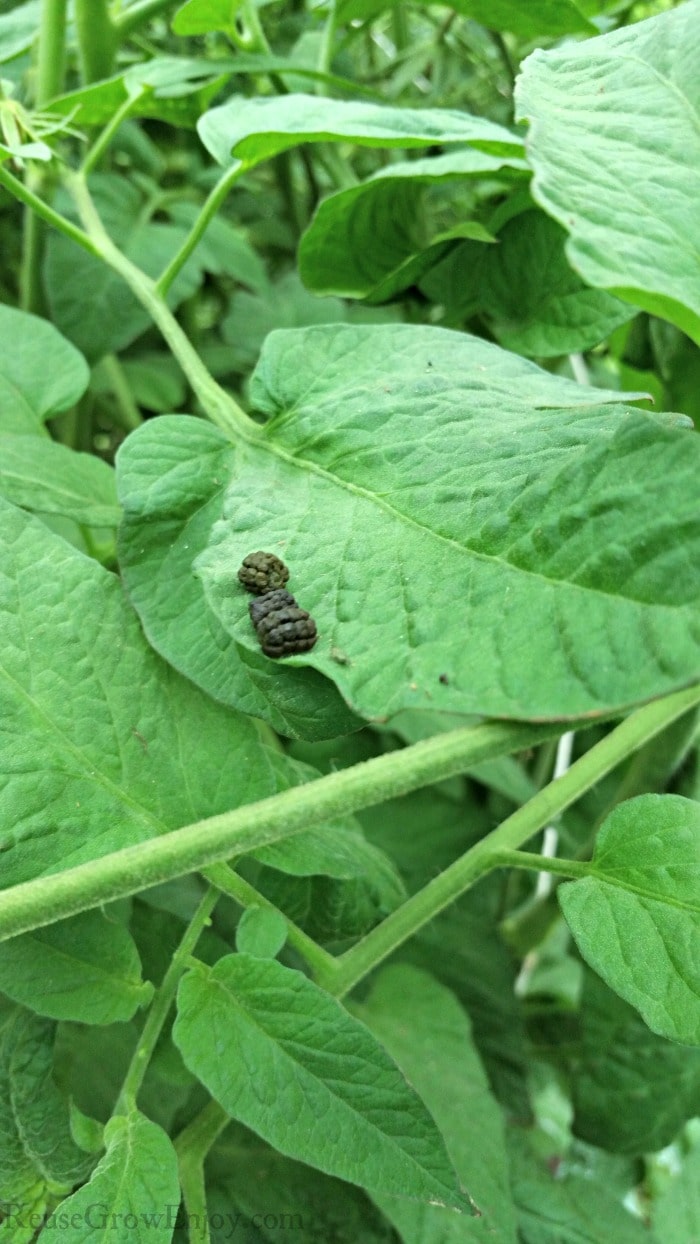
top-left (559, 793), bottom-right (700, 1045)
top-left (300, 150), bottom-right (526, 301)
top-left (0, 305), bottom-right (89, 434)
top-left (45, 176), bottom-right (205, 362)
top-left (95, 353), bottom-right (187, 415)
top-left (0, 0), bottom-right (39, 64)
top-left (195, 321), bottom-right (700, 723)
top-left (235, 905), bottom-right (287, 958)
top-left (173, 0), bottom-right (241, 32)
top-left (516, 1), bottom-right (700, 345)
top-left (0, 1007), bottom-right (91, 1204)
top-left (0, 912), bottom-right (153, 1024)
top-left (569, 972), bottom-right (700, 1154)
top-left (0, 436), bottom-right (120, 526)
top-left (0, 495), bottom-right (336, 889)
top-left (116, 415), bottom-right (361, 740)
top-left (198, 93), bottom-right (523, 169)
top-left (207, 1122), bottom-right (396, 1244)
top-left (336, 0), bottom-right (595, 37)
top-left (173, 954), bottom-right (472, 1211)
top-left (421, 209), bottom-right (636, 357)
top-left (509, 1133), bottom-right (654, 1244)
top-left (359, 965), bottom-right (515, 1243)
top-left (37, 1110), bottom-right (179, 1244)
top-left (652, 1143), bottom-right (700, 1244)
top-left (47, 57), bottom-right (228, 128)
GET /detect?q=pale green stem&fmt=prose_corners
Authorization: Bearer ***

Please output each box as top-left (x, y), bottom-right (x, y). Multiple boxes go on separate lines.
top-left (155, 163), bottom-right (247, 297)
top-left (66, 172), bottom-right (252, 436)
top-left (0, 718), bottom-right (562, 943)
top-left (117, 886), bottom-right (220, 1112)
top-left (101, 354), bottom-right (143, 430)
top-left (175, 1101), bottom-right (230, 1244)
top-left (112, 0), bottom-right (179, 35)
top-left (494, 849), bottom-right (591, 880)
top-left (19, 0), bottom-right (68, 313)
top-left (81, 91), bottom-right (142, 177)
top-left (327, 683), bottom-right (700, 997)
top-left (203, 863), bottom-right (338, 988)
top-left (75, 0), bottom-right (117, 83)
top-left (0, 163), bottom-right (101, 258)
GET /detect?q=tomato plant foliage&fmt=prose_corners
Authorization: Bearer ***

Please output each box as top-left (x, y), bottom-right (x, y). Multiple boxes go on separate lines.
top-left (0, 0), bottom-right (699, 1238)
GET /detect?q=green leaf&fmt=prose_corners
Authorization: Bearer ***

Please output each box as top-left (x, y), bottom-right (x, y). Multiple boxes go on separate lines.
top-left (509, 1133), bottom-right (654, 1244)
top-left (336, 0), bottom-right (595, 37)
top-left (652, 1142), bottom-right (700, 1244)
top-left (0, 305), bottom-right (89, 435)
top-left (0, 912), bottom-right (153, 1024)
top-left (48, 57), bottom-right (228, 129)
top-left (569, 971), bottom-right (700, 1154)
top-left (0, 0), bottom-right (40, 64)
top-left (559, 793), bottom-right (700, 1045)
top-left (0, 496), bottom-right (325, 888)
top-left (116, 414), bottom-right (361, 740)
top-left (235, 906), bottom-right (287, 958)
top-left (300, 150), bottom-right (525, 301)
top-left (516, 1), bottom-right (700, 345)
top-left (173, 954), bottom-right (472, 1211)
top-left (358, 965), bottom-right (516, 1243)
top-left (0, 1007), bottom-right (91, 1204)
top-left (194, 321), bottom-right (700, 723)
top-left (37, 1110), bottom-right (180, 1244)
top-left (198, 93), bottom-right (523, 169)
top-left (207, 1122), bottom-right (396, 1244)
top-left (172, 0), bottom-right (241, 33)
top-left (421, 209), bottom-right (636, 357)
top-left (0, 436), bottom-right (120, 526)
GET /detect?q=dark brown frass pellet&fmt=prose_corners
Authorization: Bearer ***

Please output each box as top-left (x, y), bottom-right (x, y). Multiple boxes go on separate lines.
top-left (238, 551), bottom-right (290, 594)
top-left (249, 589), bottom-right (297, 627)
top-left (255, 600), bottom-right (318, 658)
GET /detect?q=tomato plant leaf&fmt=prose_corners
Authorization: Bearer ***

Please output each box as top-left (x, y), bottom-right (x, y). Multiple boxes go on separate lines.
top-left (0, 912), bottom-right (153, 1025)
top-left (559, 793), bottom-right (700, 1045)
top-left (358, 965), bottom-right (516, 1243)
top-left (0, 305), bottom-right (89, 435)
top-left (198, 93), bottom-right (524, 169)
top-left (37, 1111), bottom-right (179, 1244)
top-left (173, 954), bottom-right (473, 1211)
top-left (116, 415), bottom-right (360, 740)
top-left (195, 321), bottom-right (700, 723)
top-left (0, 436), bottom-right (120, 526)
top-left (516, 0), bottom-right (700, 345)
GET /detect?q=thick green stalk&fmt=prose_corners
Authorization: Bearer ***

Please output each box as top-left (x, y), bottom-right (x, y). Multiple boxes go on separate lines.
top-left (327, 683), bottom-right (700, 997)
top-left (117, 886), bottom-right (220, 1112)
top-left (0, 719), bottom-right (561, 943)
top-left (75, 0), bottom-right (117, 83)
top-left (19, 0), bottom-right (68, 313)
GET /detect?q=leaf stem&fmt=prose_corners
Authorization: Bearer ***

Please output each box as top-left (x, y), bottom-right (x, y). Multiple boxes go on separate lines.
top-left (0, 718), bottom-right (562, 943)
top-left (0, 162), bottom-right (101, 259)
top-left (81, 91), bottom-right (142, 177)
top-left (175, 1100), bottom-right (230, 1244)
top-left (493, 849), bottom-right (591, 880)
top-left (155, 163), bottom-right (247, 297)
top-left (117, 886), bottom-right (220, 1113)
top-left (203, 863), bottom-right (338, 987)
top-left (327, 684), bottom-right (700, 997)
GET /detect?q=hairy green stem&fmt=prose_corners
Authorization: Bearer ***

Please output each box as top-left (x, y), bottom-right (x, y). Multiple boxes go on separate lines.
top-left (175, 1100), bottom-right (230, 1244)
top-left (155, 163), bottom-right (246, 296)
top-left (494, 850), bottom-right (591, 880)
top-left (0, 719), bottom-right (562, 943)
top-left (203, 863), bottom-right (338, 987)
top-left (327, 684), bottom-right (700, 997)
top-left (117, 886), bottom-right (220, 1112)
top-left (75, 0), bottom-right (117, 83)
